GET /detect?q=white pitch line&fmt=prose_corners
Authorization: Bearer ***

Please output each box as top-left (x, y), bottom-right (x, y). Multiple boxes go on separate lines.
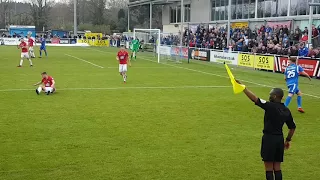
top-left (0, 85), bottom-right (258, 92)
top-left (107, 67), bottom-right (171, 69)
top-left (89, 48), bottom-right (320, 99)
top-left (65, 54), bottom-right (104, 69)
top-left (0, 85), bottom-right (269, 92)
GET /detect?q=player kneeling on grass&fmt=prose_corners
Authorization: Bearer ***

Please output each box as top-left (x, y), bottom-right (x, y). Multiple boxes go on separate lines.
top-left (117, 46), bottom-right (131, 83)
top-left (34, 72), bottom-right (56, 95)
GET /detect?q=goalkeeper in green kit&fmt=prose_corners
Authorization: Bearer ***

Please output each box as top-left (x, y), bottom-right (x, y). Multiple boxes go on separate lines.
top-left (131, 38), bottom-right (139, 60)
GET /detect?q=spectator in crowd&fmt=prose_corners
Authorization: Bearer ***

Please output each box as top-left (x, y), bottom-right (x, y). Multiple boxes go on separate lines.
top-left (295, 26), bottom-right (302, 36)
top-left (313, 48), bottom-right (320, 58)
top-left (303, 27), bottom-right (309, 35)
top-left (298, 43), bottom-right (309, 57)
top-left (312, 24), bottom-right (319, 47)
top-left (283, 39), bottom-right (290, 49)
top-left (292, 30), bottom-right (301, 45)
top-left (289, 46), bottom-right (299, 56)
top-left (283, 25), bottom-right (289, 35)
top-left (301, 32), bottom-right (308, 42)
top-left (265, 25), bottom-right (272, 34)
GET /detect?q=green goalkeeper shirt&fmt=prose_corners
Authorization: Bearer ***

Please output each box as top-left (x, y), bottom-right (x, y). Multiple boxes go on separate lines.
top-left (131, 39), bottom-right (139, 50)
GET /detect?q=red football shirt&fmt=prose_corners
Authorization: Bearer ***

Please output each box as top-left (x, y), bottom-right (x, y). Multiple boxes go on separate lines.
top-left (117, 50), bottom-right (129, 64)
top-left (20, 42), bottom-right (28, 53)
top-left (42, 76), bottom-right (54, 87)
top-left (28, 38), bottom-right (34, 47)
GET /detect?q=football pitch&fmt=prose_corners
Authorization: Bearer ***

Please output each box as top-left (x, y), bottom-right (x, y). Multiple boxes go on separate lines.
top-left (0, 46), bottom-right (320, 180)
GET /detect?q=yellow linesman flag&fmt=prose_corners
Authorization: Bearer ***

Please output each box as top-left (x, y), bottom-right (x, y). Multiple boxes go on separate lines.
top-left (224, 63), bottom-right (246, 94)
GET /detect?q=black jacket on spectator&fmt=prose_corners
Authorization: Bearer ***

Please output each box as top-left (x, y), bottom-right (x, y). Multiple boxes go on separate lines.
top-left (289, 49), bottom-right (299, 56)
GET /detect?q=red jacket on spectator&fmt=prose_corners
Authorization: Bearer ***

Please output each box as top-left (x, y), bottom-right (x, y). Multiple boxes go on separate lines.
top-left (301, 35), bottom-right (308, 42)
top-left (189, 41), bottom-right (195, 47)
top-left (259, 26), bottom-right (265, 34)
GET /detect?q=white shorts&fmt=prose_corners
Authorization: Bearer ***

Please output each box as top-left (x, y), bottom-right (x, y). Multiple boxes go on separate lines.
top-left (119, 64), bottom-right (128, 73)
top-left (44, 87), bottom-right (53, 92)
top-left (29, 47), bottom-right (34, 51)
top-left (21, 52), bottom-right (29, 59)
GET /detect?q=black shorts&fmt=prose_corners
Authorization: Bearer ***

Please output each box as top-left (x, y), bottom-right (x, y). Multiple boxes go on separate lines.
top-left (261, 134), bottom-right (284, 162)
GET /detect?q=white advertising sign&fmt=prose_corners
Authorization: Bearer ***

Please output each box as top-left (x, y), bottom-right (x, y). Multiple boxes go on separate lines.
top-left (158, 45), bottom-right (171, 55)
top-left (1, 38), bottom-right (20, 45)
top-left (210, 51), bottom-right (238, 65)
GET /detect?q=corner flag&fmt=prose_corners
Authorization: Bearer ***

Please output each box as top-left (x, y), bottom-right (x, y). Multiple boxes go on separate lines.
top-left (224, 63), bottom-right (245, 94)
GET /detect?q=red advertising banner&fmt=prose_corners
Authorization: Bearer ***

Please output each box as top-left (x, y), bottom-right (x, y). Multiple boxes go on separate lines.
top-left (181, 47), bottom-right (188, 58)
top-left (298, 58), bottom-right (320, 77)
top-left (170, 47), bottom-right (188, 58)
top-left (275, 56), bottom-right (320, 77)
top-left (51, 38), bottom-right (60, 44)
top-left (274, 57), bottom-right (289, 73)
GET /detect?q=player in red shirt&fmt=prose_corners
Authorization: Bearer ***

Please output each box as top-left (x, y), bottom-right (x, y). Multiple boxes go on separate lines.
top-left (34, 72), bottom-right (56, 95)
top-left (116, 46), bottom-right (131, 83)
top-left (17, 38), bottom-right (33, 67)
top-left (28, 36), bottom-right (36, 58)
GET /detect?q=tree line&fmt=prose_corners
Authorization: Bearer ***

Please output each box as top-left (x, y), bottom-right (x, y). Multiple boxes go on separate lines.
top-left (0, 0), bottom-right (162, 34)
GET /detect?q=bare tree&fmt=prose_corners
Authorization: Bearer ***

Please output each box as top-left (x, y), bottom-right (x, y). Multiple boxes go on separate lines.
top-left (88, 0), bottom-right (107, 25)
top-left (29, 0), bottom-right (53, 30)
top-left (49, 0), bottom-right (73, 30)
top-left (0, 0), bottom-right (11, 28)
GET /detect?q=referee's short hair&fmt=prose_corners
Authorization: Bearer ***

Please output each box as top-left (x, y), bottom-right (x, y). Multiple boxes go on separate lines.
top-left (272, 88), bottom-right (284, 99)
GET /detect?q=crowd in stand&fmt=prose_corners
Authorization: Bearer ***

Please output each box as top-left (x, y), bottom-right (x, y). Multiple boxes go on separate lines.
top-left (3, 24), bottom-right (320, 58)
top-left (160, 24), bottom-right (320, 58)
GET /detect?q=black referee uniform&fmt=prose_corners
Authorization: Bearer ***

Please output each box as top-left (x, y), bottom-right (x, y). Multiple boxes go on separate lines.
top-left (255, 98), bottom-right (296, 162)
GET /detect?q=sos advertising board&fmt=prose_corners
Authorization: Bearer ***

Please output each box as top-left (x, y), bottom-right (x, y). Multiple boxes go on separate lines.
top-left (238, 53), bottom-right (254, 68)
top-left (254, 55), bottom-right (275, 70)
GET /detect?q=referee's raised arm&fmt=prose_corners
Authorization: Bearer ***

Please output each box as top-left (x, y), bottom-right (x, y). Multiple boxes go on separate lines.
top-left (236, 80), bottom-right (296, 180)
top-left (235, 80), bottom-right (258, 103)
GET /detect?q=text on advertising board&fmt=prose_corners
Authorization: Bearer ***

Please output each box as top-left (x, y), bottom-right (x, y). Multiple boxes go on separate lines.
top-left (238, 54), bottom-right (254, 67)
top-left (210, 51), bottom-right (238, 65)
top-left (254, 55), bottom-right (274, 70)
top-left (190, 49), bottom-right (208, 61)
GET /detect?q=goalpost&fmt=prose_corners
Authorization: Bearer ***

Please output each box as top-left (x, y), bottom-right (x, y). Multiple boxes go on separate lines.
top-left (133, 28), bottom-right (161, 63)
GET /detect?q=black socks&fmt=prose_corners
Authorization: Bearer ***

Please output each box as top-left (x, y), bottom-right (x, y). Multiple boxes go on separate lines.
top-left (266, 171), bottom-right (274, 180)
top-left (274, 170), bottom-right (282, 180)
top-left (265, 170), bottom-right (282, 180)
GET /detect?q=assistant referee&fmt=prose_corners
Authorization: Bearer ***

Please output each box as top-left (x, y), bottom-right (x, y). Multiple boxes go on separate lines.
top-left (237, 80), bottom-right (296, 180)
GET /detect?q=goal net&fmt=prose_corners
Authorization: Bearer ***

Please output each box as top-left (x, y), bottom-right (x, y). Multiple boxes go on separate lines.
top-left (133, 29), bottom-right (184, 64)
top-left (133, 28), bottom-right (160, 63)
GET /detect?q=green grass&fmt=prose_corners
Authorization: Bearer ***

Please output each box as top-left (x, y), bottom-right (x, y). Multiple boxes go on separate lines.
top-left (0, 46), bottom-right (320, 180)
